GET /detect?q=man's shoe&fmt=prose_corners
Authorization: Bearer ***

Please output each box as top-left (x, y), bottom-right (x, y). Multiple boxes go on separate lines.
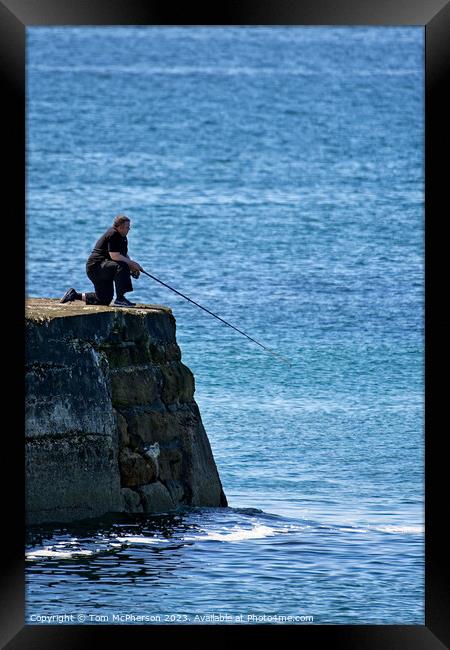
top-left (60, 288), bottom-right (78, 304)
top-left (114, 296), bottom-right (136, 307)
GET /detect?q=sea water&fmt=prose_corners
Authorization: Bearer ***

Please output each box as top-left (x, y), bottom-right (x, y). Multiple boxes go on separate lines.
top-left (26, 26), bottom-right (424, 624)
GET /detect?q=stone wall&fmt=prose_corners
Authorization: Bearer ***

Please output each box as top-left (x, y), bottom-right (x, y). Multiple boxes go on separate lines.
top-left (25, 298), bottom-right (227, 524)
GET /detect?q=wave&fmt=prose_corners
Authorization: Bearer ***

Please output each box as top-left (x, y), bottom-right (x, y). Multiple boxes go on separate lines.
top-left (29, 64), bottom-right (420, 77)
top-left (115, 535), bottom-right (167, 544)
top-left (367, 525), bottom-right (424, 535)
top-left (25, 508), bottom-right (424, 562)
top-left (183, 523), bottom-right (277, 543)
top-left (319, 522), bottom-right (424, 535)
top-left (26, 547), bottom-right (94, 560)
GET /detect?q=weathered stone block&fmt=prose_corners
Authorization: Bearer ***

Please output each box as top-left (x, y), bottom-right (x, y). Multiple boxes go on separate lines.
top-left (119, 447), bottom-right (157, 487)
top-left (26, 347), bottom-right (115, 440)
top-left (164, 479), bottom-right (186, 505)
top-left (126, 409), bottom-right (179, 444)
top-left (26, 434), bottom-right (122, 524)
top-left (101, 338), bottom-right (158, 368)
top-left (179, 403), bottom-right (228, 507)
top-left (158, 446), bottom-right (184, 482)
top-left (147, 342), bottom-right (182, 364)
top-left (25, 298), bottom-right (227, 524)
top-left (121, 488), bottom-right (143, 513)
top-left (114, 409), bottom-right (129, 448)
top-left (110, 367), bottom-right (160, 407)
top-left (160, 362), bottom-right (195, 405)
top-left (138, 482), bottom-right (176, 513)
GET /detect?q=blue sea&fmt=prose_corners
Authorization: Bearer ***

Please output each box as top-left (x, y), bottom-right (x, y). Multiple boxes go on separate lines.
top-left (25, 26), bottom-right (424, 625)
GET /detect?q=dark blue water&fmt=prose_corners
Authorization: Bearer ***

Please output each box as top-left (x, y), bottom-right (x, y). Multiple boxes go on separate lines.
top-left (26, 26), bottom-right (424, 624)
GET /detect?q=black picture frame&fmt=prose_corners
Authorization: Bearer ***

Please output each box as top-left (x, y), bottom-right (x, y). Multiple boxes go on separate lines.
top-left (2, 1), bottom-right (448, 647)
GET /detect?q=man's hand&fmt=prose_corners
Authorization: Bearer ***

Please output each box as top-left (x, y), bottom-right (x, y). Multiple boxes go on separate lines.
top-left (129, 260), bottom-right (144, 273)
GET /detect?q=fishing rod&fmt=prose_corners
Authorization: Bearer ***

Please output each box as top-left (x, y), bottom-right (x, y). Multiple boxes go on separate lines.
top-left (138, 269), bottom-right (291, 368)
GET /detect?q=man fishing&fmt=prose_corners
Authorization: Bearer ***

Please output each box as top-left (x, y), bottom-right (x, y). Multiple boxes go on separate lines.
top-left (60, 214), bottom-right (144, 307)
top-left (61, 214), bottom-right (288, 364)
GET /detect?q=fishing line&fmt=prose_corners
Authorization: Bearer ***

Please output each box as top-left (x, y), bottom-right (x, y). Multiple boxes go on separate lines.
top-left (139, 269), bottom-right (291, 367)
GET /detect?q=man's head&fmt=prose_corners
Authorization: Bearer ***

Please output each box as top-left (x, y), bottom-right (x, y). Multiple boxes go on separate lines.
top-left (113, 214), bottom-right (131, 236)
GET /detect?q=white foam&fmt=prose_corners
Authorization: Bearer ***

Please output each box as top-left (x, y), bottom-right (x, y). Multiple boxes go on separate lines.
top-left (341, 523), bottom-right (424, 535)
top-left (184, 524), bottom-right (277, 543)
top-left (26, 548), bottom-right (93, 560)
top-left (115, 536), bottom-right (163, 544)
top-left (371, 525), bottom-right (424, 535)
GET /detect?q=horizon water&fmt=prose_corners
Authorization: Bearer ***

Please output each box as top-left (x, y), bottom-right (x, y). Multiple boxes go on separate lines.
top-left (26, 26), bottom-right (424, 625)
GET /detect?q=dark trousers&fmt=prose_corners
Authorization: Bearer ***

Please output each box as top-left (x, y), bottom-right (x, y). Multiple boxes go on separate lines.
top-left (85, 260), bottom-right (133, 305)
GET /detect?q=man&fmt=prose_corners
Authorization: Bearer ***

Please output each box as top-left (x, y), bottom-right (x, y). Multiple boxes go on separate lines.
top-left (60, 214), bottom-right (144, 307)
